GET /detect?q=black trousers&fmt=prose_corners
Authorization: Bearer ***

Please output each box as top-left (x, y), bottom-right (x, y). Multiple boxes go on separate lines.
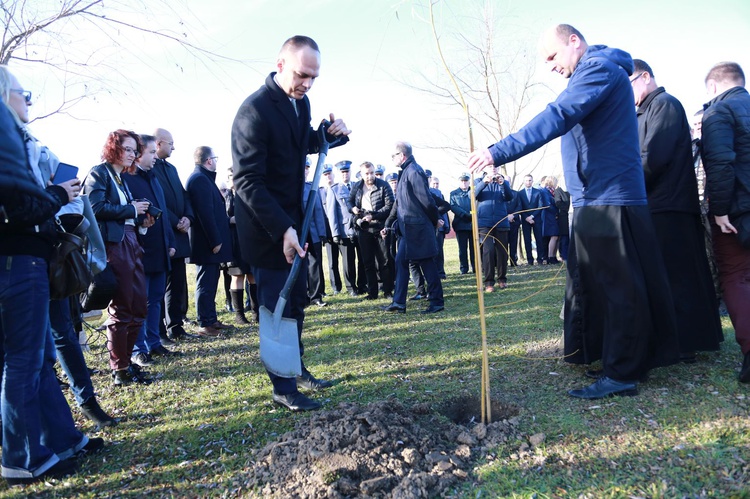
top-left (324, 241), bottom-right (342, 293)
top-left (454, 229), bottom-right (475, 274)
top-left (162, 256), bottom-right (188, 333)
top-left (354, 236), bottom-right (367, 294)
top-left (563, 205), bottom-right (679, 380)
top-left (306, 241), bottom-right (325, 301)
top-left (522, 220), bottom-right (546, 263)
top-left (358, 230), bottom-right (393, 297)
top-left (479, 226), bottom-right (509, 286)
top-left (508, 224), bottom-right (520, 266)
top-left (435, 231), bottom-right (446, 277)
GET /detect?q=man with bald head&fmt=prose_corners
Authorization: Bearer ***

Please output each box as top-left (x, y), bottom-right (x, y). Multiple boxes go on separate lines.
top-left (152, 128), bottom-right (196, 341)
top-left (467, 24), bottom-right (678, 399)
top-left (231, 35), bottom-right (351, 411)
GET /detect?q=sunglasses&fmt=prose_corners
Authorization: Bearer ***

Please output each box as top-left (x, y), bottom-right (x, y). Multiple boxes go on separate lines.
top-left (10, 89), bottom-right (32, 103)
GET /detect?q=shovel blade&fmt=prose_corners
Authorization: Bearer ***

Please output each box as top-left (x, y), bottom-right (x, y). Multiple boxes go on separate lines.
top-left (258, 305), bottom-right (302, 378)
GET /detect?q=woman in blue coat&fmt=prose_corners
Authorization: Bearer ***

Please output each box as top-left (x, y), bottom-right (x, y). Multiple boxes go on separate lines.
top-left (541, 176), bottom-right (561, 264)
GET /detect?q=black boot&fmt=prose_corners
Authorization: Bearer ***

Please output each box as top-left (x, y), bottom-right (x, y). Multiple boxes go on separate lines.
top-left (80, 397), bottom-right (117, 427)
top-left (230, 289), bottom-right (250, 325)
top-left (247, 283), bottom-right (260, 322)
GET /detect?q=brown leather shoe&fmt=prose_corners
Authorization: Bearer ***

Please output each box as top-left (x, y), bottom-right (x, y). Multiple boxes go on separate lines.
top-left (211, 321), bottom-right (232, 330)
top-left (197, 326), bottom-right (220, 337)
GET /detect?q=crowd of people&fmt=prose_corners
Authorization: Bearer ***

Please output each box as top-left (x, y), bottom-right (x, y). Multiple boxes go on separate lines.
top-left (1, 24), bottom-right (748, 486)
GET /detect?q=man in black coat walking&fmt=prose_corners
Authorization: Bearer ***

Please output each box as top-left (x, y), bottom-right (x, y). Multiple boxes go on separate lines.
top-left (231, 35), bottom-right (350, 412)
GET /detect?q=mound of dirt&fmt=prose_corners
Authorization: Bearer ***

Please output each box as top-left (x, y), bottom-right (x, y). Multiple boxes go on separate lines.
top-left (247, 397), bottom-right (520, 498)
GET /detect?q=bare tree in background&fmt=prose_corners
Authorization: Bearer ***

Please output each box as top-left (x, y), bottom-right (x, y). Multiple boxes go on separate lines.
top-left (1, 0), bottom-right (241, 121)
top-left (400, 0), bottom-right (557, 187)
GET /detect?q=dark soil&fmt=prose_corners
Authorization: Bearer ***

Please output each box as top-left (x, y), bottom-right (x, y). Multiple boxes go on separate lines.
top-left (245, 397), bottom-right (522, 498)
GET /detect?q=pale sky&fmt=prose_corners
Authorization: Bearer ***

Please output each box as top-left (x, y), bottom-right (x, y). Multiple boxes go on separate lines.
top-left (15, 0), bottom-right (750, 191)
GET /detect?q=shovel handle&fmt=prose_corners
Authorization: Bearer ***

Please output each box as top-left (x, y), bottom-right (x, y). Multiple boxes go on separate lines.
top-left (277, 122), bottom-right (333, 302)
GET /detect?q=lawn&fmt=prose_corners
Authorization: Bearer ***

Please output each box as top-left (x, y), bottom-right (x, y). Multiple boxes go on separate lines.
top-left (3, 241), bottom-right (748, 497)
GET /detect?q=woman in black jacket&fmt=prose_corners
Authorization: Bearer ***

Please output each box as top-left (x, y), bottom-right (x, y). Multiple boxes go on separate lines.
top-left (83, 130), bottom-right (153, 386)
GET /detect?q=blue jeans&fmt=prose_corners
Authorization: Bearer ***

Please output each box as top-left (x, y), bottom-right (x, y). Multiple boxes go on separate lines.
top-left (49, 298), bottom-right (95, 406)
top-left (195, 264), bottom-right (220, 327)
top-left (252, 264), bottom-right (308, 395)
top-left (0, 255), bottom-right (88, 479)
top-left (134, 271), bottom-right (166, 354)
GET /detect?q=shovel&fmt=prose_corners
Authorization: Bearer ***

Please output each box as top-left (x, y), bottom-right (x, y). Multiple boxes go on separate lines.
top-left (259, 122), bottom-right (333, 378)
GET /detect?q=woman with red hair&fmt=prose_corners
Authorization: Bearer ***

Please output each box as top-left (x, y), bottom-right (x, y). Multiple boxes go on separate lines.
top-left (83, 130), bottom-right (154, 385)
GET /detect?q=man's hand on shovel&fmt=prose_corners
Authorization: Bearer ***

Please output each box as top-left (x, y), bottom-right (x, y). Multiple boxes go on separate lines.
top-left (283, 226), bottom-right (308, 264)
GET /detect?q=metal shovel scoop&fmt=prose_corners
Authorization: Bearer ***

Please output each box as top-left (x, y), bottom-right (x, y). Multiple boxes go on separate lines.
top-left (258, 122), bottom-right (335, 377)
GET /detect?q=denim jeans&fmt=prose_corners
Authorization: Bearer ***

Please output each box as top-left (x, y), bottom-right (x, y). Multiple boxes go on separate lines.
top-left (49, 297), bottom-right (95, 406)
top-left (134, 271), bottom-right (166, 354)
top-left (0, 255), bottom-right (88, 479)
top-left (195, 263), bottom-right (220, 327)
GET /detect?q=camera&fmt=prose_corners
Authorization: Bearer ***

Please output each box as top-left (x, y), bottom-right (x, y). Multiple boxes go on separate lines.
top-left (135, 198), bottom-right (162, 220)
top-left (355, 210), bottom-right (371, 230)
top-left (147, 204), bottom-right (162, 220)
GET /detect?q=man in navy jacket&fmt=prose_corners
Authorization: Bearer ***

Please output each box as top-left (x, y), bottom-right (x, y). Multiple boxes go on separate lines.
top-left (186, 146), bottom-right (232, 337)
top-left (467, 24), bottom-right (678, 399)
top-left (123, 135), bottom-right (178, 364)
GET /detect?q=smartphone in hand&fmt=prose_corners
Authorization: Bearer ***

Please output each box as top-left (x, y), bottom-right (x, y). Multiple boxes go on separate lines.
top-left (53, 163), bottom-right (79, 184)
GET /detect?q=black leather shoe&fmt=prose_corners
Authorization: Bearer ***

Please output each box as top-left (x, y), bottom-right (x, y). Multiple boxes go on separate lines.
top-left (409, 293), bottom-right (425, 301)
top-left (381, 303), bottom-right (406, 313)
top-left (740, 352), bottom-right (750, 383)
top-left (80, 398), bottom-right (116, 427)
top-left (585, 369), bottom-right (649, 383)
top-left (75, 437), bottom-right (105, 458)
top-left (272, 391), bottom-right (321, 412)
top-left (113, 366), bottom-right (153, 386)
top-left (151, 345), bottom-right (182, 357)
top-left (297, 370), bottom-right (333, 391)
top-left (168, 326), bottom-right (198, 340)
top-left (568, 376), bottom-right (638, 399)
top-left (421, 304), bottom-right (445, 314)
top-left (6, 458), bottom-right (78, 486)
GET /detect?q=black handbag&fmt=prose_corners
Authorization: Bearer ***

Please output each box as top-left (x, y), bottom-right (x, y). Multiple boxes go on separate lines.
top-left (80, 263), bottom-right (118, 312)
top-left (49, 219), bottom-right (93, 300)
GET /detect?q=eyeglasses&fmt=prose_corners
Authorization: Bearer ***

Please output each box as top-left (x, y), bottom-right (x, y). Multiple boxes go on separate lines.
top-left (629, 72), bottom-right (645, 84)
top-left (391, 152), bottom-right (402, 159)
top-left (10, 89), bottom-right (32, 103)
top-left (123, 146), bottom-right (138, 156)
top-left (210, 156), bottom-right (219, 161)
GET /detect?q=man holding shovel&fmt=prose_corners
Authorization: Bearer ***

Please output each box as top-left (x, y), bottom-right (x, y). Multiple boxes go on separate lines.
top-left (231, 35), bottom-right (351, 411)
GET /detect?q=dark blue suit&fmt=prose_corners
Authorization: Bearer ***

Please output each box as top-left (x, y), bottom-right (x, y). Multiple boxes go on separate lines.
top-left (518, 186), bottom-right (546, 263)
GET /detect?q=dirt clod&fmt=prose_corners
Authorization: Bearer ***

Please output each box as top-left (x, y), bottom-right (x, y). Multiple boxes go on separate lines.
top-left (245, 398), bottom-right (519, 497)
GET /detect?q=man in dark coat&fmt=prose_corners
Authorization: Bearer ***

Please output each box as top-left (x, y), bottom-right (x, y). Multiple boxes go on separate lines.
top-left (382, 142), bottom-right (444, 314)
top-left (231, 35), bottom-right (350, 412)
top-left (467, 24), bottom-right (679, 399)
top-left (349, 161), bottom-right (394, 299)
top-left (123, 135), bottom-right (179, 364)
top-left (186, 146), bottom-right (232, 337)
top-left (701, 61), bottom-right (750, 381)
top-left (152, 128), bottom-right (195, 341)
top-left (506, 188), bottom-right (522, 266)
top-left (518, 174), bottom-right (545, 264)
top-left (450, 172), bottom-right (475, 274)
top-left (631, 59), bottom-right (723, 361)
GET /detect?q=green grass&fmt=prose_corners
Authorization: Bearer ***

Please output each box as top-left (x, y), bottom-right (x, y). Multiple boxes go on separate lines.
top-left (4, 242), bottom-right (749, 497)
